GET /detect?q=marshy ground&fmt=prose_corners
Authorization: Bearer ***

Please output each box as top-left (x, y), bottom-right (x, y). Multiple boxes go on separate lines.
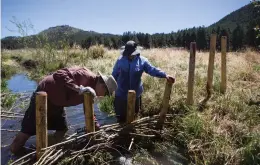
top-left (1, 47), bottom-right (260, 165)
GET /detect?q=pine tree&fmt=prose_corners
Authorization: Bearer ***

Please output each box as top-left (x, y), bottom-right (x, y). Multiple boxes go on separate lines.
top-left (196, 27), bottom-right (207, 50)
top-left (122, 32), bottom-right (131, 44)
top-left (191, 31), bottom-right (196, 42)
top-left (182, 31), bottom-right (186, 48)
top-left (219, 28), bottom-right (230, 51)
top-left (185, 32), bottom-right (191, 49)
top-left (175, 33), bottom-right (182, 47)
top-left (169, 32), bottom-right (175, 47)
top-left (232, 25), bottom-right (244, 51)
top-left (104, 37), bottom-right (112, 49)
top-left (144, 33), bottom-right (152, 48)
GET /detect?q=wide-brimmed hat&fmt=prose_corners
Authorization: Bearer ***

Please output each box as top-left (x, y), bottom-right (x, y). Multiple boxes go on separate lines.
top-left (120, 40), bottom-right (142, 56)
top-left (98, 71), bottom-right (117, 96)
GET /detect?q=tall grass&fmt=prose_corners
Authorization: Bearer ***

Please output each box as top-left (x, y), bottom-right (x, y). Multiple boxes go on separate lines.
top-left (2, 47), bottom-right (260, 164)
top-left (98, 96), bottom-right (115, 116)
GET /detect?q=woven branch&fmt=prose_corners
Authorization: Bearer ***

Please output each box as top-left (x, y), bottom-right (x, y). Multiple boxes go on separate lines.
top-left (1, 115), bottom-right (24, 118)
top-left (1, 111), bottom-right (24, 115)
top-left (10, 114), bottom-right (175, 165)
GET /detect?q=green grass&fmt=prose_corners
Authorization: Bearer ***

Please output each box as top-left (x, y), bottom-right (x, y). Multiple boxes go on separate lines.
top-left (1, 54), bottom-right (20, 109)
top-left (253, 64), bottom-right (260, 72)
top-left (241, 134), bottom-right (260, 165)
top-left (98, 96), bottom-right (115, 116)
top-left (7, 159), bottom-right (14, 165)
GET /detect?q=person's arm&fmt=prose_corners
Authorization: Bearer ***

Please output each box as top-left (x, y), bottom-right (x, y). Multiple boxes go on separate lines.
top-left (112, 59), bottom-right (120, 81)
top-left (144, 58), bottom-right (176, 83)
top-left (143, 59), bottom-right (167, 78)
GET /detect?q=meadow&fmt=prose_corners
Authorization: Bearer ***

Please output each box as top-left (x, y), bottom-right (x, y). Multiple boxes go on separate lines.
top-left (1, 46), bottom-right (260, 164)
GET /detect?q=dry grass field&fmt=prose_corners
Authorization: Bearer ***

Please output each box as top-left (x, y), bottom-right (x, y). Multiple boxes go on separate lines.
top-left (1, 47), bottom-right (260, 164)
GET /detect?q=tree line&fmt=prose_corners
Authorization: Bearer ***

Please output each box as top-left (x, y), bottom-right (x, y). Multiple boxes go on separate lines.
top-left (80, 24), bottom-right (259, 51)
top-left (79, 1), bottom-right (259, 51)
top-left (2, 24), bottom-right (260, 51)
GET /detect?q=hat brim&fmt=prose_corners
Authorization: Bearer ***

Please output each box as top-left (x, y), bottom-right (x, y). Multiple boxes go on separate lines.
top-left (120, 46), bottom-right (142, 56)
top-left (98, 71), bottom-right (110, 95)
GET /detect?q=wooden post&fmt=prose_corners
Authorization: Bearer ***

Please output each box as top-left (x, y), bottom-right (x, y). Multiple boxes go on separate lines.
top-left (221, 36), bottom-right (227, 94)
top-left (157, 81), bottom-right (173, 127)
top-left (187, 42), bottom-right (196, 105)
top-left (36, 92), bottom-right (48, 160)
top-left (83, 92), bottom-right (95, 133)
top-left (206, 34), bottom-right (217, 98)
top-left (127, 90), bottom-right (136, 124)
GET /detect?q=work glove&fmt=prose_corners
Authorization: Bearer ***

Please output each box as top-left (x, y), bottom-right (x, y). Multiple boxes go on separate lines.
top-left (78, 85), bottom-right (96, 97)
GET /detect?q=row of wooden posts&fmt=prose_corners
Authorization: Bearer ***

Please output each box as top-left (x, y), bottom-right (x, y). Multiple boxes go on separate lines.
top-left (35, 89), bottom-right (171, 159)
top-left (35, 34), bottom-right (227, 159)
top-left (187, 34), bottom-right (227, 104)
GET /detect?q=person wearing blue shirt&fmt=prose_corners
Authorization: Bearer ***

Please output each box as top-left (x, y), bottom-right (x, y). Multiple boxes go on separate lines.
top-left (112, 40), bottom-right (175, 122)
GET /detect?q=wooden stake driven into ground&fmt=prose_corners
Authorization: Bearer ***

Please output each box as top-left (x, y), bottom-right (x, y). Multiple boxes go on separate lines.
top-left (127, 90), bottom-right (136, 124)
top-left (206, 34), bottom-right (217, 98)
top-left (36, 91), bottom-right (48, 160)
top-left (157, 80), bottom-right (173, 128)
top-left (221, 36), bottom-right (227, 94)
top-left (187, 42), bottom-right (196, 105)
top-left (83, 92), bottom-right (95, 133)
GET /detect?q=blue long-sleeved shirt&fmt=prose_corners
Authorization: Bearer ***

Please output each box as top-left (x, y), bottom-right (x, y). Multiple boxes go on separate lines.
top-left (112, 54), bottom-right (167, 100)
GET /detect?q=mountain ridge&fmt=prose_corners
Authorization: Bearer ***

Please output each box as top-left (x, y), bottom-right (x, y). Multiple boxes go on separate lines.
top-left (2, 2), bottom-right (259, 50)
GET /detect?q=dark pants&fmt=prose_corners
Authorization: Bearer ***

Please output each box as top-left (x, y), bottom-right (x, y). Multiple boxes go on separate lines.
top-left (114, 96), bottom-right (141, 123)
top-left (21, 92), bottom-right (68, 136)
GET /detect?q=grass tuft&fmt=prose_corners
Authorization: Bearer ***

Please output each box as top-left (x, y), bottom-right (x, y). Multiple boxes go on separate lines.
top-left (88, 45), bottom-right (105, 59)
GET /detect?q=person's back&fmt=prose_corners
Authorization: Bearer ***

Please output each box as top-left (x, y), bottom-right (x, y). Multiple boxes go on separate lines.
top-left (38, 66), bottom-right (97, 106)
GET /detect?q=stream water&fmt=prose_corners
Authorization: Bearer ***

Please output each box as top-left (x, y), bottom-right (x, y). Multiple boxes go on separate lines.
top-left (1, 74), bottom-right (117, 165)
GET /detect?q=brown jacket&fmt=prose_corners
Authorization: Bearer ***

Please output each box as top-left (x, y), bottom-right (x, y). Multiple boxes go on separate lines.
top-left (37, 67), bottom-right (97, 107)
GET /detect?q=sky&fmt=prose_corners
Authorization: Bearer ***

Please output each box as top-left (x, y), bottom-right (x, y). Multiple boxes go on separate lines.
top-left (1, 0), bottom-right (250, 38)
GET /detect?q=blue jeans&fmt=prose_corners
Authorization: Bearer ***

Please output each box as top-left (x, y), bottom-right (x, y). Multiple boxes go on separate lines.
top-left (114, 96), bottom-right (141, 123)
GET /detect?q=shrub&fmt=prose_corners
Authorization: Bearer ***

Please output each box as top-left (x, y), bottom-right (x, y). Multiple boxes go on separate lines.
top-left (1, 79), bottom-right (17, 108)
top-left (241, 134), bottom-right (260, 165)
top-left (88, 45), bottom-right (105, 59)
top-left (22, 59), bottom-right (39, 69)
top-left (1, 64), bottom-right (18, 79)
top-left (2, 54), bottom-right (10, 62)
top-left (11, 55), bottom-right (23, 62)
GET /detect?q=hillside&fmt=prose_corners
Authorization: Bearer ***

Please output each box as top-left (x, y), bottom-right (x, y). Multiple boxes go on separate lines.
top-left (39, 25), bottom-right (82, 36)
top-left (209, 2), bottom-right (260, 31)
top-left (38, 25), bottom-right (101, 43)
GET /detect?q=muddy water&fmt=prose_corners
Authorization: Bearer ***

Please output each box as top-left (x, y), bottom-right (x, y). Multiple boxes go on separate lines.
top-left (1, 74), bottom-right (117, 165)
